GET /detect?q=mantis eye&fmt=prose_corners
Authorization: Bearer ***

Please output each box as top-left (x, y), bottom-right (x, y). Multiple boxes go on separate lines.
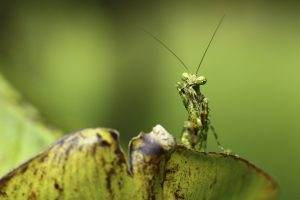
top-left (196, 76), bottom-right (207, 85)
top-left (181, 72), bottom-right (189, 81)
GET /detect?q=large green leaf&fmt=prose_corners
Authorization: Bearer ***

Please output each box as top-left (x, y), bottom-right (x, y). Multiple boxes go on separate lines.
top-left (0, 74), bottom-right (62, 176)
top-left (0, 128), bottom-right (130, 199)
top-left (163, 148), bottom-right (277, 200)
top-left (0, 125), bottom-right (278, 199)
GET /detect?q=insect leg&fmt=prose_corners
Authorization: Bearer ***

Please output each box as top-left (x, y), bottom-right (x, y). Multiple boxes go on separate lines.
top-left (197, 97), bottom-right (209, 151)
top-left (209, 124), bottom-right (226, 152)
top-left (176, 82), bottom-right (189, 108)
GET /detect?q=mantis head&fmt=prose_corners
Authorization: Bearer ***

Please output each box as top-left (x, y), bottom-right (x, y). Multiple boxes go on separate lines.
top-left (181, 72), bottom-right (207, 86)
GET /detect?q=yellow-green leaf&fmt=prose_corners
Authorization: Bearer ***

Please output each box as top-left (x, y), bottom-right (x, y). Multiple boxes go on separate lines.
top-left (0, 125), bottom-right (277, 199)
top-left (0, 128), bottom-right (130, 199)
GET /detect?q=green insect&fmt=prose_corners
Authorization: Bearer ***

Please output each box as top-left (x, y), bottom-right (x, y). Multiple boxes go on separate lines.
top-left (145, 16), bottom-right (228, 152)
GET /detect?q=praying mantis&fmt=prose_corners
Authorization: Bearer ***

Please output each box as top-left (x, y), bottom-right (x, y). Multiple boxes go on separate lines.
top-left (144, 16), bottom-right (228, 152)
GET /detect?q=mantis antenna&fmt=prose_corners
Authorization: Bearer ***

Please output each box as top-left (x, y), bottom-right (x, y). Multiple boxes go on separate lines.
top-left (195, 15), bottom-right (225, 75)
top-left (142, 29), bottom-right (190, 72)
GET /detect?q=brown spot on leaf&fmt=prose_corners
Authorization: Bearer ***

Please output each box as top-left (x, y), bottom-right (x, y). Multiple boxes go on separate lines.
top-left (54, 182), bottom-right (63, 193)
top-left (100, 140), bottom-right (111, 147)
top-left (20, 165), bottom-right (29, 174)
top-left (38, 154), bottom-right (48, 163)
top-left (0, 171), bottom-right (14, 190)
top-left (106, 167), bottom-right (115, 199)
top-left (0, 191), bottom-right (7, 197)
top-left (174, 188), bottom-right (185, 199)
top-left (95, 132), bottom-right (111, 147)
top-left (28, 192), bottom-right (37, 200)
top-left (109, 130), bottom-right (119, 141)
top-left (114, 148), bottom-right (126, 166)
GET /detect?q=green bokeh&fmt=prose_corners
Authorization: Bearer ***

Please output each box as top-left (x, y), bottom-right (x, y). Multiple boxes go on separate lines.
top-left (0, 2), bottom-right (299, 199)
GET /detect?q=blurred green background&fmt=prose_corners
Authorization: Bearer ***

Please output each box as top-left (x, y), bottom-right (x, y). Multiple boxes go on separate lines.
top-left (0, 1), bottom-right (299, 199)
